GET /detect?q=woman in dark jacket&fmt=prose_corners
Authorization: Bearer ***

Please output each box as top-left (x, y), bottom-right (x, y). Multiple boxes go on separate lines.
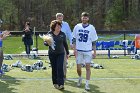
top-left (44, 20), bottom-right (69, 90)
top-left (22, 22), bottom-right (33, 55)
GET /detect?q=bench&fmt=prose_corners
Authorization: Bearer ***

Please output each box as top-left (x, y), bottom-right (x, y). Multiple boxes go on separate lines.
top-left (96, 40), bottom-right (136, 58)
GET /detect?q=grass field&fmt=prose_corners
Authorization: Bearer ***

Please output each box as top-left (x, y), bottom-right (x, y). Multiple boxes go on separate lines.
top-left (0, 57), bottom-right (140, 93)
top-left (3, 36), bottom-right (48, 54)
top-left (1, 34), bottom-right (139, 93)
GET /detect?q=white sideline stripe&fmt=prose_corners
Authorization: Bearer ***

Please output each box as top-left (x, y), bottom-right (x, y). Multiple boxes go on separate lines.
top-left (1, 77), bottom-right (140, 81)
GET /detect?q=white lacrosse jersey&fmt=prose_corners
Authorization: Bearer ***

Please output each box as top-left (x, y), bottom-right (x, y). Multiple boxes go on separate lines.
top-left (73, 23), bottom-right (98, 52)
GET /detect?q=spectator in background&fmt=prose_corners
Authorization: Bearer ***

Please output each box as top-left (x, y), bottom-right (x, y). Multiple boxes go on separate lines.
top-left (56, 13), bottom-right (72, 79)
top-left (22, 22), bottom-right (33, 56)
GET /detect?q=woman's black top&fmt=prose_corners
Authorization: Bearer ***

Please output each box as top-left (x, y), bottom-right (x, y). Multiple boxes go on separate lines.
top-left (23, 28), bottom-right (33, 45)
top-left (44, 31), bottom-right (69, 55)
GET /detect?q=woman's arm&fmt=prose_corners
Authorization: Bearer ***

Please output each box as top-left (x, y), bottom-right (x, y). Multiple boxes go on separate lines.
top-left (63, 34), bottom-right (69, 55)
top-left (23, 27), bottom-right (33, 36)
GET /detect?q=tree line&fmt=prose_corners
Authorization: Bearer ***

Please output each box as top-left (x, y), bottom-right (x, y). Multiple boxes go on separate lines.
top-left (0, 0), bottom-right (140, 31)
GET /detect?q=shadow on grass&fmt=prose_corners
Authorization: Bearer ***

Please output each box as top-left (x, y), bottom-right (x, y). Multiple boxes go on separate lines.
top-left (58, 89), bottom-right (74, 93)
top-left (65, 80), bottom-right (106, 93)
top-left (0, 75), bottom-right (21, 93)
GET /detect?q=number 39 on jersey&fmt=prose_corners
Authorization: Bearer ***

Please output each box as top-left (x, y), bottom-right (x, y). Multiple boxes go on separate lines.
top-left (78, 30), bottom-right (89, 42)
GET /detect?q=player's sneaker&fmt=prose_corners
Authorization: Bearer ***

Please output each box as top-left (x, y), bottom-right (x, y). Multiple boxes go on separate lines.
top-left (77, 77), bottom-right (82, 87)
top-left (85, 84), bottom-right (90, 91)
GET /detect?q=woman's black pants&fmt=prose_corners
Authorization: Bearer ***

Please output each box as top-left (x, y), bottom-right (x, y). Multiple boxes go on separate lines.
top-left (25, 45), bottom-right (31, 54)
top-left (49, 53), bottom-right (64, 86)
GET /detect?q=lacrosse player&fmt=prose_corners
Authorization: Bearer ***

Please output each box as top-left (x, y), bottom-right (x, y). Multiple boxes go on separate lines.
top-left (72, 12), bottom-right (98, 91)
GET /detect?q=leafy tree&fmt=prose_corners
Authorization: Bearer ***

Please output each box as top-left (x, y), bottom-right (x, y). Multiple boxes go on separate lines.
top-left (0, 0), bottom-right (18, 30)
top-left (105, 0), bottom-right (124, 30)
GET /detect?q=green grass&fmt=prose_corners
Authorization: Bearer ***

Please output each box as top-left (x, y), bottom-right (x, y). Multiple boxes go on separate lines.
top-left (3, 36), bottom-right (48, 54)
top-left (0, 57), bottom-right (140, 93)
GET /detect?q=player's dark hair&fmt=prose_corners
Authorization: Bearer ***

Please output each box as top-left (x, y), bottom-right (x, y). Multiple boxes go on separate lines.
top-left (81, 12), bottom-right (89, 17)
top-left (50, 20), bottom-right (62, 32)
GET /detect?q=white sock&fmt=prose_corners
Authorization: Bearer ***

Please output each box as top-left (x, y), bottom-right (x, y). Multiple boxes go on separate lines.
top-left (85, 80), bottom-right (89, 85)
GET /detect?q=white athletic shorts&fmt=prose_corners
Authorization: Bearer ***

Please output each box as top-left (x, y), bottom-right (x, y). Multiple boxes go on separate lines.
top-left (76, 51), bottom-right (92, 64)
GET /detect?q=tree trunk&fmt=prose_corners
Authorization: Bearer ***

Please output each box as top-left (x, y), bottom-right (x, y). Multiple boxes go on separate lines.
top-left (123, 0), bottom-right (129, 18)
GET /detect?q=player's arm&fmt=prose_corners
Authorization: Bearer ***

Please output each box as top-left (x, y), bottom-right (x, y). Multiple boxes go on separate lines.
top-left (72, 37), bottom-right (77, 57)
top-left (72, 25), bottom-right (77, 50)
top-left (91, 26), bottom-right (98, 58)
top-left (92, 41), bottom-right (96, 58)
top-left (72, 38), bottom-right (76, 50)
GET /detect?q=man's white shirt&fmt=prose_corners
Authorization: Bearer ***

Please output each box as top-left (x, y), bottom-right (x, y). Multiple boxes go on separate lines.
top-left (73, 23), bottom-right (98, 51)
